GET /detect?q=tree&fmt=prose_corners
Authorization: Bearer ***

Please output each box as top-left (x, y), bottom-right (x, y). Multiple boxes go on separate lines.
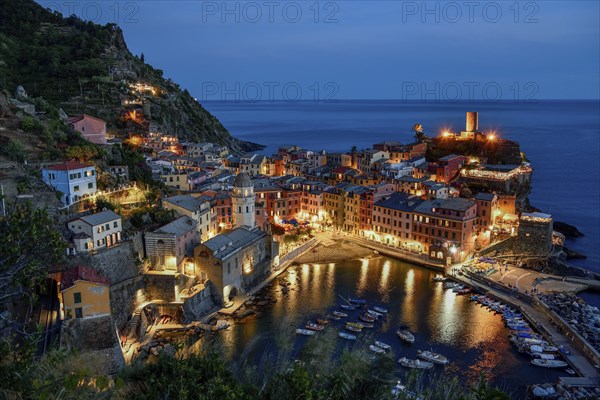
top-left (140, 52), bottom-right (145, 63)
top-left (0, 202), bottom-right (65, 337)
top-left (1, 139), bottom-right (27, 162)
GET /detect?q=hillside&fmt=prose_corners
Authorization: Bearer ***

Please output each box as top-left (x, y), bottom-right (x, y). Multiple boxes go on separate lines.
top-left (0, 0), bottom-right (260, 152)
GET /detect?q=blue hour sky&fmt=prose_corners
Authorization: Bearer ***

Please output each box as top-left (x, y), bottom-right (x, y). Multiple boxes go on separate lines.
top-left (39, 1), bottom-right (600, 100)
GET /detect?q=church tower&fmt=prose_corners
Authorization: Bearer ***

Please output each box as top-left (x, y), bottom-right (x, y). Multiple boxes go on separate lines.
top-left (232, 172), bottom-right (255, 229)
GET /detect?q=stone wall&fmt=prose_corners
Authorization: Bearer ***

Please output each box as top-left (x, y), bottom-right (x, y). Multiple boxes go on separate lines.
top-left (513, 219), bottom-right (553, 256)
top-left (60, 315), bottom-right (125, 374)
top-left (182, 286), bottom-right (214, 321)
top-left (110, 276), bottom-right (146, 329)
top-left (478, 237), bottom-right (515, 256)
top-left (144, 273), bottom-right (176, 302)
top-left (67, 241), bottom-right (141, 285)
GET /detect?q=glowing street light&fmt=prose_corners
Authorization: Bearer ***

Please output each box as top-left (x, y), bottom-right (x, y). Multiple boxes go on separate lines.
top-left (487, 133), bottom-right (496, 141)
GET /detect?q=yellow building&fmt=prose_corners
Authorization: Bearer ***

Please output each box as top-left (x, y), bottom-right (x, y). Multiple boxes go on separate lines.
top-left (60, 266), bottom-right (111, 320)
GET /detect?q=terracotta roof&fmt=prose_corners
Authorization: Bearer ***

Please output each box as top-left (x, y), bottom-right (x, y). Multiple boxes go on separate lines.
top-left (65, 114), bottom-right (106, 124)
top-left (45, 161), bottom-right (92, 171)
top-left (61, 266), bottom-right (110, 291)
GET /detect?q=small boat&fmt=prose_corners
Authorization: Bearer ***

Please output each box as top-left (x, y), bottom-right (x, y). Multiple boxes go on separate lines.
top-left (350, 298), bottom-right (367, 305)
top-left (359, 314), bottom-right (376, 323)
top-left (398, 357), bottom-right (433, 370)
top-left (367, 309), bottom-right (384, 318)
top-left (565, 369), bottom-right (576, 375)
top-left (391, 381), bottom-right (419, 399)
top-left (296, 329), bottom-right (315, 336)
top-left (316, 319), bottom-right (330, 325)
top-left (531, 353), bottom-right (556, 360)
top-left (305, 323), bottom-right (325, 331)
top-left (360, 322), bottom-right (374, 329)
top-left (531, 359), bottom-right (568, 368)
top-left (417, 350), bottom-right (449, 365)
top-left (340, 304), bottom-right (356, 311)
top-left (373, 306), bottom-right (388, 314)
top-left (369, 345), bottom-right (386, 355)
top-left (338, 332), bottom-right (357, 340)
top-left (346, 322), bottom-right (364, 329)
top-left (374, 341), bottom-right (391, 351)
top-left (432, 275), bottom-right (446, 282)
top-left (397, 330), bottom-right (415, 344)
top-left (333, 311), bottom-right (348, 318)
top-left (346, 325), bottom-right (362, 333)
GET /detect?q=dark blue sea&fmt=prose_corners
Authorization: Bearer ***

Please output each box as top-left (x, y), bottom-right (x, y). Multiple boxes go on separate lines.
top-left (203, 100), bottom-right (600, 301)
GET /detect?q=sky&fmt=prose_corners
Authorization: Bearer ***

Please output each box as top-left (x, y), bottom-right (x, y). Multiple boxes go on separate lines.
top-left (38, 0), bottom-right (600, 100)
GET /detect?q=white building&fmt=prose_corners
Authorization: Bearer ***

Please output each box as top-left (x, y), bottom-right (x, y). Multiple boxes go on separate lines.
top-left (68, 210), bottom-right (122, 253)
top-left (162, 194), bottom-right (213, 242)
top-left (42, 161), bottom-right (97, 205)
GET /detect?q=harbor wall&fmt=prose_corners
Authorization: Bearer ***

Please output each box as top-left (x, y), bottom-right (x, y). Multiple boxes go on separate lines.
top-left (534, 298), bottom-right (600, 367)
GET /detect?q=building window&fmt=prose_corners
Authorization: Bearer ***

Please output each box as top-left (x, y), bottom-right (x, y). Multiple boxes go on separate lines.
top-left (74, 292), bottom-right (82, 304)
top-left (75, 307), bottom-right (83, 318)
top-left (114, 221), bottom-right (118, 228)
top-left (88, 182), bottom-right (94, 189)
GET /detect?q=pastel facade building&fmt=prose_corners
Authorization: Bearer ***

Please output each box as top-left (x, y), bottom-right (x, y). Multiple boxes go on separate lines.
top-left (42, 161), bottom-right (97, 205)
top-left (145, 216), bottom-right (199, 271)
top-left (60, 266), bottom-right (111, 320)
top-left (68, 210), bottom-right (123, 253)
top-left (66, 114), bottom-right (107, 145)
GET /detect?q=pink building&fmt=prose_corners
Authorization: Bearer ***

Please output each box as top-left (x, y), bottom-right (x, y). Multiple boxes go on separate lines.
top-left (66, 114), bottom-right (107, 145)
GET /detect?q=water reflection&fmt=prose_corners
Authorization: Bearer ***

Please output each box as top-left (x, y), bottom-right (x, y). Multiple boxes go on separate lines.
top-left (189, 256), bottom-right (563, 397)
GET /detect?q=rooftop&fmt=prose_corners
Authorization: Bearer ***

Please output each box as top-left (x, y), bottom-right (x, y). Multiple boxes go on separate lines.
top-left (76, 210), bottom-right (121, 226)
top-left (415, 197), bottom-right (476, 214)
top-left (61, 266), bottom-right (110, 291)
top-left (154, 216), bottom-right (197, 236)
top-left (474, 192), bottom-right (497, 202)
top-left (203, 227), bottom-right (265, 259)
top-left (45, 161), bottom-right (93, 171)
top-left (163, 194), bottom-right (208, 212)
top-left (375, 192), bottom-right (422, 212)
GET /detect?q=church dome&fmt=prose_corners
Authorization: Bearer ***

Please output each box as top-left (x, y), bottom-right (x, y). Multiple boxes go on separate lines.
top-left (233, 172), bottom-right (252, 188)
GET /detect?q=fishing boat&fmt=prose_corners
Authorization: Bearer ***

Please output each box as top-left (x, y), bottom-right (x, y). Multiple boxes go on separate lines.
top-left (373, 306), bottom-right (388, 314)
top-left (369, 345), bottom-right (386, 355)
top-left (397, 330), bottom-right (415, 344)
top-left (346, 325), bottom-right (362, 333)
top-left (432, 275), bottom-right (446, 282)
top-left (367, 309), bottom-right (384, 318)
top-left (340, 304), bottom-right (356, 311)
top-left (374, 341), bottom-right (391, 351)
top-left (398, 357), bottom-right (433, 369)
top-left (360, 322), bottom-right (374, 329)
top-left (305, 322), bottom-right (325, 331)
top-left (333, 311), bottom-right (348, 318)
top-left (346, 322), bottom-right (364, 329)
top-left (531, 353), bottom-right (557, 360)
top-left (296, 328), bottom-right (315, 336)
top-left (417, 350), bottom-right (449, 365)
top-left (360, 314), bottom-right (376, 323)
top-left (349, 298), bottom-right (367, 305)
top-left (338, 332), bottom-right (357, 340)
top-left (531, 359), bottom-right (568, 368)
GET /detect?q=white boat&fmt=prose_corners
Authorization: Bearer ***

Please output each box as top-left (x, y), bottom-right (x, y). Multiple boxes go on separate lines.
top-left (373, 306), bottom-right (388, 314)
top-left (374, 341), bottom-right (391, 351)
top-left (398, 357), bottom-right (433, 370)
top-left (333, 311), bottom-right (348, 318)
top-left (369, 345), bottom-right (386, 355)
top-left (340, 304), bottom-right (356, 311)
top-left (397, 330), bottom-right (415, 344)
top-left (531, 359), bottom-right (568, 368)
top-left (367, 309), bottom-right (383, 318)
top-left (532, 353), bottom-right (556, 360)
top-left (391, 381), bottom-right (420, 399)
top-left (338, 332), bottom-right (357, 340)
top-left (417, 350), bottom-right (449, 365)
top-left (296, 329), bottom-right (315, 336)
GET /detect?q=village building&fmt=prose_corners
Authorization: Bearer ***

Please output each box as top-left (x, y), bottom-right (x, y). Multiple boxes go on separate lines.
top-left (162, 195), bottom-right (213, 242)
top-left (68, 210), bottom-right (123, 253)
top-left (60, 266), bottom-right (111, 320)
top-left (66, 114), bottom-right (107, 145)
top-left (144, 216), bottom-right (199, 271)
top-left (371, 192), bottom-right (423, 251)
top-left (41, 161), bottom-right (97, 205)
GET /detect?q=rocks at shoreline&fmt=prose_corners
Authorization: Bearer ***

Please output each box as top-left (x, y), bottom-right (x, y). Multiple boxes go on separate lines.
top-left (530, 382), bottom-right (600, 399)
top-left (554, 221), bottom-right (584, 238)
top-left (539, 293), bottom-right (600, 353)
top-left (562, 247), bottom-right (587, 260)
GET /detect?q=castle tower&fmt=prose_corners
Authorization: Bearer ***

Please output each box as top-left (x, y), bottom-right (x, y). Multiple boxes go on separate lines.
top-left (232, 172), bottom-right (255, 229)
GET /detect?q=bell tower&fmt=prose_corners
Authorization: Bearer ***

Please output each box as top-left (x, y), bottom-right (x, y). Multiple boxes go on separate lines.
top-left (232, 172), bottom-right (255, 229)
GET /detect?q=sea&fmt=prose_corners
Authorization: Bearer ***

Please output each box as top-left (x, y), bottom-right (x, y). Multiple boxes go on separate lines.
top-left (203, 100), bottom-right (600, 277)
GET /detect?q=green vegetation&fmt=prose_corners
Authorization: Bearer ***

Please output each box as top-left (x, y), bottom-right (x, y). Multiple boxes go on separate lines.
top-left (0, 202), bottom-right (65, 336)
top-left (1, 138), bottom-right (26, 162)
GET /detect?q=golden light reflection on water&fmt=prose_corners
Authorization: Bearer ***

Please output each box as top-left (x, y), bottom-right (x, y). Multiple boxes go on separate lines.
top-left (356, 258), bottom-right (369, 295)
top-left (378, 260), bottom-right (391, 302)
top-left (185, 256), bottom-right (543, 391)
